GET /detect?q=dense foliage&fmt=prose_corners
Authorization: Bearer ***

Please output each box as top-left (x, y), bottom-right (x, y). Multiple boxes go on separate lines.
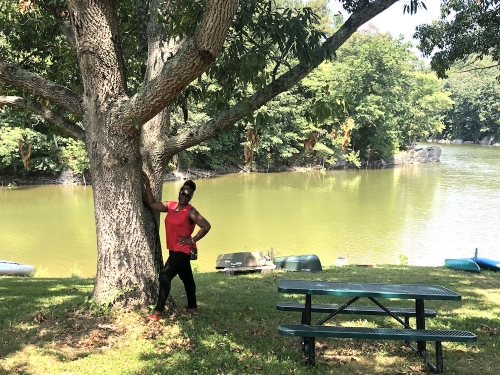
top-left (0, 87), bottom-right (89, 177)
top-left (1, 23), bottom-right (456, 175)
top-left (413, 0), bottom-right (500, 143)
top-left (1, 0), bottom-right (453, 178)
top-left (176, 28), bottom-right (452, 169)
top-left (312, 30), bottom-right (451, 160)
top-left (416, 0), bottom-right (500, 79)
top-left (0, 109), bottom-right (89, 176)
top-left (440, 57), bottom-right (500, 142)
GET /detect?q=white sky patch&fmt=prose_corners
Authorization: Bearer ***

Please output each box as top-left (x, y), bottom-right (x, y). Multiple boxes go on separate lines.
top-left (328, 0), bottom-right (442, 59)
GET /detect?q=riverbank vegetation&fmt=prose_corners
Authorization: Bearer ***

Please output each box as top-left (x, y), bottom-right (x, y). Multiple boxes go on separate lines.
top-left (1, 25), bottom-right (450, 181)
top-left (2, 3), bottom-right (499, 185)
top-left (2, 49), bottom-right (499, 184)
top-left (1, 265), bottom-right (499, 374)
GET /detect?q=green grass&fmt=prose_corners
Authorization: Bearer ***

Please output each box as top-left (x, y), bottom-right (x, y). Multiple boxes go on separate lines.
top-left (1, 265), bottom-right (499, 375)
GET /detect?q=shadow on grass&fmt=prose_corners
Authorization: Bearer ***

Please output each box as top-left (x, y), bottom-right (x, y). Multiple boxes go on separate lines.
top-left (1, 266), bottom-right (498, 375)
top-left (136, 272), bottom-right (314, 375)
top-left (0, 277), bottom-right (93, 321)
top-left (137, 267), bottom-right (499, 375)
top-left (0, 278), bottom-right (94, 362)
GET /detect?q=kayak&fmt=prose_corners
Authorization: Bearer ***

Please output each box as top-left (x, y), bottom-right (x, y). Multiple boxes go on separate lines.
top-left (471, 257), bottom-right (500, 272)
top-left (470, 248), bottom-right (500, 271)
top-left (444, 258), bottom-right (480, 273)
top-left (215, 251), bottom-right (273, 269)
top-left (274, 254), bottom-right (323, 272)
top-left (0, 260), bottom-right (36, 277)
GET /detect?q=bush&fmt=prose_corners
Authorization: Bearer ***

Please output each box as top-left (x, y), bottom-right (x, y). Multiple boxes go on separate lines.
top-left (0, 124), bottom-right (89, 176)
top-left (0, 127), bottom-right (61, 174)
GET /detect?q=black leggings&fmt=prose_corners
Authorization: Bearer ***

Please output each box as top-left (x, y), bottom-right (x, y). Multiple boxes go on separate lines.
top-left (155, 250), bottom-right (197, 311)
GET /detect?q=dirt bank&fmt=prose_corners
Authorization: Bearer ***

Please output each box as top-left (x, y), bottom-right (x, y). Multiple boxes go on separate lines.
top-left (0, 164), bottom-right (317, 187)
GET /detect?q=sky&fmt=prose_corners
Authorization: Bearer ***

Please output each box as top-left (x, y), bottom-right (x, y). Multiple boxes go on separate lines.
top-left (329, 0), bottom-right (442, 58)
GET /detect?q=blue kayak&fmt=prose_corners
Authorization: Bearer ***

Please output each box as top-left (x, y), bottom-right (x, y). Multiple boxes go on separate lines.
top-left (444, 258), bottom-right (481, 273)
top-left (470, 257), bottom-right (500, 272)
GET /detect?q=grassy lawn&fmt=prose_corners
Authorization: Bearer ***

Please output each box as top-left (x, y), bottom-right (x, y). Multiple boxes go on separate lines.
top-left (0, 265), bottom-right (499, 375)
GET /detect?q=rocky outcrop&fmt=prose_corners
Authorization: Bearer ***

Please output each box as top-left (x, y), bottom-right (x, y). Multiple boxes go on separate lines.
top-left (388, 146), bottom-right (442, 166)
top-left (431, 137), bottom-right (499, 146)
top-left (480, 136), bottom-right (495, 145)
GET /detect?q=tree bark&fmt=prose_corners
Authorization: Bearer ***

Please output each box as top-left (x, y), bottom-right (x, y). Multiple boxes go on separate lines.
top-left (66, 0), bottom-right (238, 307)
top-left (0, 61), bottom-right (83, 117)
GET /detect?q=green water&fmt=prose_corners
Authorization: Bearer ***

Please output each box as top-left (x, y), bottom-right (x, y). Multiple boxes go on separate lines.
top-left (1, 143), bottom-right (499, 277)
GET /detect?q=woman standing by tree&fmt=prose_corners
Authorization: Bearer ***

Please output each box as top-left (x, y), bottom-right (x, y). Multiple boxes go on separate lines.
top-left (142, 173), bottom-right (211, 320)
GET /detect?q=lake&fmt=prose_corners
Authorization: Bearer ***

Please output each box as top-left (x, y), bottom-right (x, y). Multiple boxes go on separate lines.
top-left (1, 143), bottom-right (499, 277)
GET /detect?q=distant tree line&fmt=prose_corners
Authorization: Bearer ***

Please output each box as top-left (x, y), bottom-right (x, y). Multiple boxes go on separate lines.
top-left (0, 28), bottom-right (463, 178)
top-left (2, 1), bottom-right (499, 180)
top-left (416, 0), bottom-right (500, 143)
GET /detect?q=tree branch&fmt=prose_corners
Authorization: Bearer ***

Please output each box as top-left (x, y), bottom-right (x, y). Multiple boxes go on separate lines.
top-left (0, 95), bottom-right (85, 140)
top-left (45, 4), bottom-right (76, 46)
top-left (456, 63), bottom-right (500, 74)
top-left (122, 0), bottom-right (238, 128)
top-left (164, 0), bottom-right (400, 154)
top-left (0, 61), bottom-right (84, 118)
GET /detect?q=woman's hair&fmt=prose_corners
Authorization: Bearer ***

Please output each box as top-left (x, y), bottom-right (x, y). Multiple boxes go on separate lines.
top-left (183, 180), bottom-right (196, 192)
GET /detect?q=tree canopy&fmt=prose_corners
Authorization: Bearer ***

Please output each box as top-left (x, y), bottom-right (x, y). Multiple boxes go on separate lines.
top-left (324, 29), bottom-right (451, 159)
top-left (415, 0), bottom-right (500, 78)
top-left (413, 0), bottom-right (500, 143)
top-left (440, 56), bottom-right (500, 142)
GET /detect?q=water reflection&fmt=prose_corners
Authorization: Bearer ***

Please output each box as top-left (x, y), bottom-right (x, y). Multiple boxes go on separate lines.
top-left (1, 143), bottom-right (499, 277)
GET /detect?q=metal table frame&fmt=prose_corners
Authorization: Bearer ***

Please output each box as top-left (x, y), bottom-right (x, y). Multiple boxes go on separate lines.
top-left (278, 279), bottom-right (462, 369)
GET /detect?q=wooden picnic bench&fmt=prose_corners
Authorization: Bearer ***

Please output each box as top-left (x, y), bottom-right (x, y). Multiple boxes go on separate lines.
top-left (278, 324), bottom-right (477, 373)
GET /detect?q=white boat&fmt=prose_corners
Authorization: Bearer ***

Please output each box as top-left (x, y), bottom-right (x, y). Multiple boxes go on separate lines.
top-left (0, 260), bottom-right (36, 277)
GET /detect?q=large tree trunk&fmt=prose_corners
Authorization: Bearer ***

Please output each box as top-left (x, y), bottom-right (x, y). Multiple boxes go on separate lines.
top-left (74, 0), bottom-right (239, 308)
top-left (87, 112), bottom-right (160, 306)
top-left (69, 0), bottom-right (162, 306)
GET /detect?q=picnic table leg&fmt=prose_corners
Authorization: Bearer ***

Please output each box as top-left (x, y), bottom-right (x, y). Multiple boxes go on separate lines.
top-left (302, 294), bottom-right (315, 365)
top-left (435, 341), bottom-right (443, 373)
top-left (305, 337), bottom-right (315, 366)
top-left (415, 300), bottom-right (441, 373)
top-left (415, 299), bottom-right (426, 356)
top-left (404, 317), bottom-right (410, 346)
top-left (304, 294), bottom-right (312, 324)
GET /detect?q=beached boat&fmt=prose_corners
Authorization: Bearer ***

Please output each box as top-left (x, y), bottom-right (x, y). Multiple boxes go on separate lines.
top-left (444, 258), bottom-right (480, 273)
top-left (215, 251), bottom-right (274, 270)
top-left (470, 249), bottom-right (500, 272)
top-left (273, 254), bottom-right (322, 272)
top-left (471, 257), bottom-right (500, 271)
top-left (0, 260), bottom-right (36, 277)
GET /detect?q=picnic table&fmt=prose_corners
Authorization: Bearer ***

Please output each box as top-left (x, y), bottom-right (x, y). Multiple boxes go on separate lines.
top-left (277, 279), bottom-right (476, 373)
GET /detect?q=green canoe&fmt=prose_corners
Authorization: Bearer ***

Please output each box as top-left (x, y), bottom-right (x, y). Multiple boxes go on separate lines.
top-left (444, 258), bottom-right (481, 273)
top-left (273, 254), bottom-right (322, 272)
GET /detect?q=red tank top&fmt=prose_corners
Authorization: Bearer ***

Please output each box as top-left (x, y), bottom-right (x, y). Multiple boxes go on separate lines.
top-left (165, 201), bottom-right (196, 254)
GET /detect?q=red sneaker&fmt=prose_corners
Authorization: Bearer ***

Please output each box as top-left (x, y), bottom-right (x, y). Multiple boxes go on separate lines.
top-left (147, 311), bottom-right (162, 321)
top-left (185, 307), bottom-right (198, 315)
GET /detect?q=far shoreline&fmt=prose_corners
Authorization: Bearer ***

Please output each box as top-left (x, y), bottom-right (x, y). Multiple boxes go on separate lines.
top-left (4, 142), bottom-right (487, 187)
